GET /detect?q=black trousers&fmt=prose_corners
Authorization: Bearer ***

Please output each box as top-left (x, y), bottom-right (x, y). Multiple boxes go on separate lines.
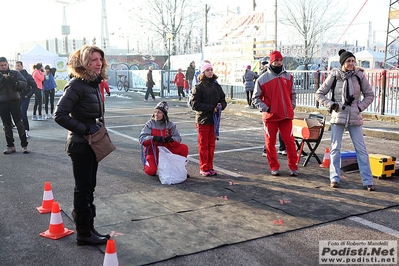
top-left (69, 149), bottom-right (98, 235)
top-left (246, 90), bottom-right (253, 106)
top-left (0, 101), bottom-right (27, 147)
top-left (177, 86), bottom-right (185, 99)
top-left (44, 89), bottom-right (55, 115)
top-left (145, 87), bottom-right (155, 100)
top-left (33, 88), bottom-right (42, 116)
top-left (20, 97), bottom-right (31, 131)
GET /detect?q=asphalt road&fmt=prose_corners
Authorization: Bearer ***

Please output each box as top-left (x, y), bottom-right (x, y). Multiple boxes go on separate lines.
top-left (1, 88), bottom-right (398, 266)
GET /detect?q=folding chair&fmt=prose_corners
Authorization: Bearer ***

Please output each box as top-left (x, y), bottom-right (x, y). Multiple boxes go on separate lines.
top-left (295, 114), bottom-right (326, 166)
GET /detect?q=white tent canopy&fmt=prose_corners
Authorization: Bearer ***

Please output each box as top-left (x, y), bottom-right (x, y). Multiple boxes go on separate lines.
top-left (328, 50), bottom-right (396, 70)
top-left (19, 44), bottom-right (59, 74)
top-left (354, 50), bottom-right (396, 69)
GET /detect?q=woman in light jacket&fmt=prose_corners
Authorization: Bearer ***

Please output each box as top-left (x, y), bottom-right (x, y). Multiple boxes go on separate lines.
top-left (315, 49), bottom-right (375, 191)
top-left (242, 65), bottom-right (259, 108)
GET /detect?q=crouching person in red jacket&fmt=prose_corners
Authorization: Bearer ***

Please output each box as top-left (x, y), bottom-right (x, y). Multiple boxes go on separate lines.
top-left (139, 101), bottom-right (189, 176)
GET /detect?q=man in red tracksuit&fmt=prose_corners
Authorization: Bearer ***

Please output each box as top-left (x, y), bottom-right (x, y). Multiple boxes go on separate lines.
top-left (252, 50), bottom-right (298, 176)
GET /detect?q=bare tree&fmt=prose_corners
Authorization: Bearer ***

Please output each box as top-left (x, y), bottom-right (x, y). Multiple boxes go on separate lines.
top-left (121, 0), bottom-right (203, 55)
top-left (279, 0), bottom-right (345, 68)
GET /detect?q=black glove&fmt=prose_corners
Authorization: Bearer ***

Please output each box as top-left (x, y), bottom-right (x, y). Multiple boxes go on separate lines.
top-left (88, 124), bottom-right (101, 134)
top-left (107, 92), bottom-right (111, 97)
top-left (164, 136), bottom-right (174, 143)
top-left (6, 73), bottom-right (17, 85)
top-left (152, 136), bottom-right (164, 143)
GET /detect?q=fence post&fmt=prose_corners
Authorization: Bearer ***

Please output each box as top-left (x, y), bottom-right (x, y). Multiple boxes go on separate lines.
top-left (380, 70), bottom-right (387, 115)
top-left (230, 85), bottom-right (234, 99)
top-left (160, 70), bottom-right (164, 98)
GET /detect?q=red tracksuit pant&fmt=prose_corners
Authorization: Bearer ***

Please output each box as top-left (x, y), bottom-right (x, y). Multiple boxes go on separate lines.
top-left (263, 119), bottom-right (298, 171)
top-left (196, 123), bottom-right (216, 172)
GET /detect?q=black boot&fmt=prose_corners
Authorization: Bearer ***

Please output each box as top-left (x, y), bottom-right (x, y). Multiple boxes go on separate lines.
top-left (92, 228), bottom-right (111, 239)
top-left (76, 231), bottom-right (108, 246)
top-left (90, 204), bottom-right (110, 239)
top-left (73, 209), bottom-right (108, 246)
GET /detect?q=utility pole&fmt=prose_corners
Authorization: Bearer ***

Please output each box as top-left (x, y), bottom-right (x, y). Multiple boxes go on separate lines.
top-left (101, 0), bottom-right (110, 52)
top-left (274, 0), bottom-right (277, 50)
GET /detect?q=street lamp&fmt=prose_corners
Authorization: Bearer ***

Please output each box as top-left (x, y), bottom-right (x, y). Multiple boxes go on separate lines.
top-left (167, 33), bottom-right (173, 93)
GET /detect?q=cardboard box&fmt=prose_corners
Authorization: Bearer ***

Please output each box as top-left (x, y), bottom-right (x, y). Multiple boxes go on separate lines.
top-left (369, 154), bottom-right (396, 178)
top-left (292, 118), bottom-right (323, 140)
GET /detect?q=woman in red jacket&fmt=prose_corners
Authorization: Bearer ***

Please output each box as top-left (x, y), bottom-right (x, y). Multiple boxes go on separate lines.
top-left (173, 68), bottom-right (186, 100)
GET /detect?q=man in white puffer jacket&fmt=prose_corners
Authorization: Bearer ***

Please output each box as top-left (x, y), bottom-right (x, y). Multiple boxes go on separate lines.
top-left (315, 49), bottom-right (375, 191)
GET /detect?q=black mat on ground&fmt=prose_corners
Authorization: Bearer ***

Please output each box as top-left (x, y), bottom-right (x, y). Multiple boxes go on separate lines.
top-left (64, 173), bottom-right (399, 265)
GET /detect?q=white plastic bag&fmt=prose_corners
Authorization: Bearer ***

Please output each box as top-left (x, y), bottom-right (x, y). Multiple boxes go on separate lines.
top-left (158, 146), bottom-right (188, 185)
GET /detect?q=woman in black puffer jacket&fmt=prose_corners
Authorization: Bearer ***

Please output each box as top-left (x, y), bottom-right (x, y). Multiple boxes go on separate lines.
top-left (54, 45), bottom-right (110, 246)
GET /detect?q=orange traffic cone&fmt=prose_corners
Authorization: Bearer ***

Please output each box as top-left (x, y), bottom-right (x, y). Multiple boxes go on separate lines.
top-left (36, 182), bottom-right (55, 214)
top-left (40, 201), bottom-right (74, 240)
top-left (103, 239), bottom-right (119, 266)
top-left (320, 148), bottom-right (330, 168)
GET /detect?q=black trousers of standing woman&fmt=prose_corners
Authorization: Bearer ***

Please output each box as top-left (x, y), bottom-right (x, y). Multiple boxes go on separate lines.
top-left (69, 149), bottom-right (98, 236)
top-left (246, 90), bottom-right (253, 106)
top-left (44, 89), bottom-right (55, 115)
top-left (33, 88), bottom-right (42, 116)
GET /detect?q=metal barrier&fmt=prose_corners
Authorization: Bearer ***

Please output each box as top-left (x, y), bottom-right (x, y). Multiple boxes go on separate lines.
top-left (106, 69), bottom-right (399, 116)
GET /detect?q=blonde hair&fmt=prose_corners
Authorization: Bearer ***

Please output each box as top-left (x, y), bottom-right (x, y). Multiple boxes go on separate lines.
top-left (68, 45), bottom-right (109, 79)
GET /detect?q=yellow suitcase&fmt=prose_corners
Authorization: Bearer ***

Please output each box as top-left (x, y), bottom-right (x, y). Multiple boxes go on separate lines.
top-left (368, 154), bottom-right (396, 178)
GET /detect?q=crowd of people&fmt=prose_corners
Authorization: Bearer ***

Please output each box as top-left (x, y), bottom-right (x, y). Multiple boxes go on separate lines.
top-left (0, 46), bottom-right (376, 248)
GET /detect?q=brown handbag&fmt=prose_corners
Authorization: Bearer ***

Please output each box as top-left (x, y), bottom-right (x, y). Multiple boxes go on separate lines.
top-left (84, 96), bottom-right (116, 162)
top-left (85, 125), bottom-right (116, 162)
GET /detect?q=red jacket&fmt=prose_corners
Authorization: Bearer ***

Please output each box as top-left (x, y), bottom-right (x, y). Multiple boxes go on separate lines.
top-left (174, 72), bottom-right (185, 87)
top-left (252, 67), bottom-right (296, 123)
top-left (99, 80), bottom-right (110, 102)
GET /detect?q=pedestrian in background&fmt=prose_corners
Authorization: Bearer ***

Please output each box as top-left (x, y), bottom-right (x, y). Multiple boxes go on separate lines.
top-left (252, 51), bottom-right (298, 177)
top-left (242, 65), bottom-right (259, 108)
top-left (15, 61), bottom-right (37, 138)
top-left (0, 57), bottom-right (29, 154)
top-left (190, 60), bottom-right (227, 177)
top-left (139, 101), bottom-right (189, 176)
top-left (31, 63), bottom-right (45, 121)
top-left (144, 66), bottom-right (156, 101)
top-left (260, 58), bottom-right (268, 74)
top-left (99, 79), bottom-right (110, 112)
top-left (186, 61), bottom-right (196, 92)
top-left (43, 65), bottom-right (57, 119)
top-left (315, 49), bottom-right (375, 191)
top-left (54, 45), bottom-right (110, 246)
top-left (174, 68), bottom-right (185, 100)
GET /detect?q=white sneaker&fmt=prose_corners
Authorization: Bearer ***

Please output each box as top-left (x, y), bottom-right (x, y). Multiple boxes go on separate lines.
top-left (32, 115), bottom-right (38, 121)
top-left (277, 150), bottom-right (287, 155)
top-left (25, 130), bottom-right (30, 138)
